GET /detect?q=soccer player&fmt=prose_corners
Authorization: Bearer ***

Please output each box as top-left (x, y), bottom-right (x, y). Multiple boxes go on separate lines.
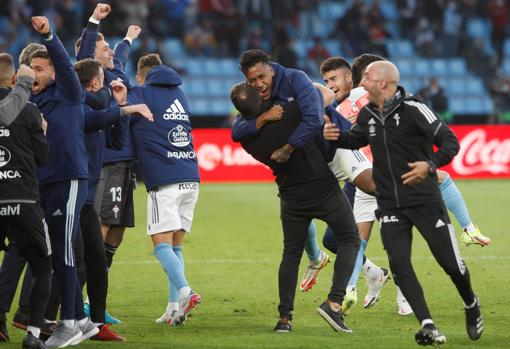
top-left (74, 58), bottom-right (152, 340)
top-left (231, 82), bottom-right (360, 333)
top-left (318, 56), bottom-right (407, 315)
top-left (0, 54), bottom-right (52, 349)
top-left (128, 53), bottom-right (200, 325)
top-left (75, 3), bottom-right (140, 324)
top-left (324, 60), bottom-right (483, 346)
top-left (29, 16), bottom-right (98, 347)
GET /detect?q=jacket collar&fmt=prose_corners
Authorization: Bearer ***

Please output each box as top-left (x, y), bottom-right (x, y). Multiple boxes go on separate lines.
top-left (365, 85), bottom-right (406, 123)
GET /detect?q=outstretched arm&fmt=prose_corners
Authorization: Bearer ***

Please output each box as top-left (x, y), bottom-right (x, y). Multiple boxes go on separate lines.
top-left (0, 65), bottom-right (35, 126)
top-left (32, 16), bottom-right (83, 104)
top-left (76, 3), bottom-right (111, 60)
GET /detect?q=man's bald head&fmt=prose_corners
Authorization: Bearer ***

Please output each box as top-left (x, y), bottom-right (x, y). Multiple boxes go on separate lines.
top-left (366, 61), bottom-right (400, 85)
top-left (361, 61), bottom-right (400, 108)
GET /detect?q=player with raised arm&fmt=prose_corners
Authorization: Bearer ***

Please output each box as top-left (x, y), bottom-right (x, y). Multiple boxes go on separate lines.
top-left (29, 16), bottom-right (99, 347)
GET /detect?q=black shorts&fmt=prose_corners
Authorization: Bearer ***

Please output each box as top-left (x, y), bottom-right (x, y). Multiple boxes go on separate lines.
top-left (0, 202), bottom-right (50, 258)
top-left (94, 161), bottom-right (135, 227)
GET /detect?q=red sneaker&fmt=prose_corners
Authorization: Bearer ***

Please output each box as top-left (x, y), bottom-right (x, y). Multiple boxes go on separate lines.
top-left (91, 325), bottom-right (125, 341)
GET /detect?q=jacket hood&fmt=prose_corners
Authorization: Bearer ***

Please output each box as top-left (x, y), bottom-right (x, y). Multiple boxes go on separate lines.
top-left (145, 65), bottom-right (182, 87)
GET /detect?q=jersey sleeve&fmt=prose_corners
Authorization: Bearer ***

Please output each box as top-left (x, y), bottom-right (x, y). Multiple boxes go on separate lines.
top-left (405, 100), bottom-right (459, 167)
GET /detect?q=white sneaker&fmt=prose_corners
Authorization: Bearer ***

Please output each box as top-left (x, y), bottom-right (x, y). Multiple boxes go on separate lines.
top-left (363, 268), bottom-right (390, 308)
top-left (173, 291), bottom-right (201, 323)
top-left (155, 303), bottom-right (177, 324)
top-left (397, 298), bottom-right (413, 316)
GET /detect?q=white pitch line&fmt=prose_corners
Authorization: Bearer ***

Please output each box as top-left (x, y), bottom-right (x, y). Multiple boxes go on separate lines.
top-left (114, 255), bottom-right (510, 265)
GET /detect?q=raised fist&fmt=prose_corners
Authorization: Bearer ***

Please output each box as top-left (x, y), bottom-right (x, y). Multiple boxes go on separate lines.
top-left (31, 16), bottom-right (51, 34)
top-left (17, 64), bottom-right (36, 81)
top-left (126, 25), bottom-right (142, 41)
top-left (92, 3), bottom-right (111, 20)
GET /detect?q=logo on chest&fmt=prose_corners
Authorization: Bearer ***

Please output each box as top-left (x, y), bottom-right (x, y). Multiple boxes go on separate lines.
top-left (368, 118), bottom-right (376, 137)
top-left (168, 125), bottom-right (191, 147)
top-left (393, 113), bottom-right (400, 126)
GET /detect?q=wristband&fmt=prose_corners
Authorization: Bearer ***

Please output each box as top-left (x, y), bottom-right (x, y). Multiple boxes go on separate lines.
top-left (427, 160), bottom-right (437, 174)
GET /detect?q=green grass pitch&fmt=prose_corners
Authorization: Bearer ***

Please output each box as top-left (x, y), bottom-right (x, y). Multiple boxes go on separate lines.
top-left (3, 180), bottom-right (510, 348)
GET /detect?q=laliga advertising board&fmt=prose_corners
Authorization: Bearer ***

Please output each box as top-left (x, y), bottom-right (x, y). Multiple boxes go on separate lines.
top-left (192, 126), bottom-right (510, 182)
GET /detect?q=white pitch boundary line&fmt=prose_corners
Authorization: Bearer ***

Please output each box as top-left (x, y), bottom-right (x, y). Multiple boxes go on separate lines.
top-left (114, 255), bottom-right (510, 265)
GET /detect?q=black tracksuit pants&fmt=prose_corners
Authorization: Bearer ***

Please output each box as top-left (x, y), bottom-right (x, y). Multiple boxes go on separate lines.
top-left (77, 204), bottom-right (108, 323)
top-left (0, 203), bottom-right (52, 328)
top-left (278, 185), bottom-right (360, 319)
top-left (378, 202), bottom-right (476, 323)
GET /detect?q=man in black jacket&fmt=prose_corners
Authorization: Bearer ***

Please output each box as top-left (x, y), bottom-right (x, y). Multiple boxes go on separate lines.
top-left (231, 83), bottom-right (360, 334)
top-left (324, 60), bottom-right (483, 346)
top-left (0, 52), bottom-right (52, 349)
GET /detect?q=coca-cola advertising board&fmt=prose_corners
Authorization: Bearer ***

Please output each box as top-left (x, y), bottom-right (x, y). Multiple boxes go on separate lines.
top-left (192, 126), bottom-right (510, 182)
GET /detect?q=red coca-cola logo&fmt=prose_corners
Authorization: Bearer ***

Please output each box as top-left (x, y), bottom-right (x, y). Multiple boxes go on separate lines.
top-left (452, 129), bottom-right (510, 175)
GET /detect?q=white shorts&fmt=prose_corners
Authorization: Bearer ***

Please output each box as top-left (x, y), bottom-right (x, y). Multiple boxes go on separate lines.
top-left (146, 182), bottom-right (199, 235)
top-left (328, 148), bottom-right (372, 182)
top-left (353, 188), bottom-right (378, 223)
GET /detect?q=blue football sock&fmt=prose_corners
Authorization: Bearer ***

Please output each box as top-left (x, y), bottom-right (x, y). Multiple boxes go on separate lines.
top-left (439, 174), bottom-right (471, 229)
top-left (154, 243), bottom-right (188, 294)
top-left (348, 239), bottom-right (368, 287)
top-left (169, 245), bottom-right (184, 303)
top-left (305, 222), bottom-right (321, 262)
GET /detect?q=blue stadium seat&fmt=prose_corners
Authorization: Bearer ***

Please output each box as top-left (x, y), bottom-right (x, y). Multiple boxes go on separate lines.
top-left (388, 40), bottom-right (414, 58)
top-left (314, 21), bottom-right (335, 38)
top-left (430, 59), bottom-right (448, 76)
top-left (182, 78), bottom-right (207, 98)
top-left (185, 59), bottom-right (203, 76)
top-left (204, 59), bottom-right (223, 77)
top-left (448, 59), bottom-right (467, 76)
top-left (324, 41), bottom-right (342, 56)
top-left (446, 78), bottom-right (465, 96)
top-left (211, 99), bottom-right (231, 115)
top-left (190, 98), bottom-right (210, 115)
top-left (207, 80), bottom-right (227, 97)
top-left (318, 2), bottom-right (347, 20)
top-left (465, 78), bottom-right (485, 95)
top-left (293, 39), bottom-right (312, 59)
top-left (504, 38), bottom-right (510, 56)
top-left (503, 60), bottom-right (510, 75)
top-left (380, 2), bottom-right (399, 20)
top-left (467, 18), bottom-right (491, 38)
top-left (449, 97), bottom-right (465, 114)
top-left (220, 59), bottom-right (241, 78)
top-left (414, 59), bottom-right (430, 77)
top-left (162, 39), bottom-right (186, 59)
top-left (395, 58), bottom-right (413, 75)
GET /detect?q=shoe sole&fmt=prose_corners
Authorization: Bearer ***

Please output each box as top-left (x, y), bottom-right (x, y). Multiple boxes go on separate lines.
top-left (300, 254), bottom-right (330, 292)
top-left (46, 330), bottom-right (83, 348)
top-left (12, 321), bottom-right (27, 332)
top-left (71, 327), bottom-right (100, 346)
top-left (316, 307), bottom-right (352, 333)
top-left (461, 234), bottom-right (490, 247)
top-left (415, 335), bottom-right (446, 346)
top-left (179, 295), bottom-right (201, 322)
top-left (0, 330), bottom-right (8, 341)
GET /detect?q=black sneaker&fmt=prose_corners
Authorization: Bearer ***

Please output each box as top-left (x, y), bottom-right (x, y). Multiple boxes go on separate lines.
top-left (0, 312), bottom-right (8, 341)
top-left (12, 309), bottom-right (30, 331)
top-left (22, 332), bottom-right (48, 349)
top-left (274, 318), bottom-right (291, 333)
top-left (415, 323), bottom-right (446, 346)
top-left (317, 302), bottom-right (352, 333)
top-left (465, 297), bottom-right (484, 340)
